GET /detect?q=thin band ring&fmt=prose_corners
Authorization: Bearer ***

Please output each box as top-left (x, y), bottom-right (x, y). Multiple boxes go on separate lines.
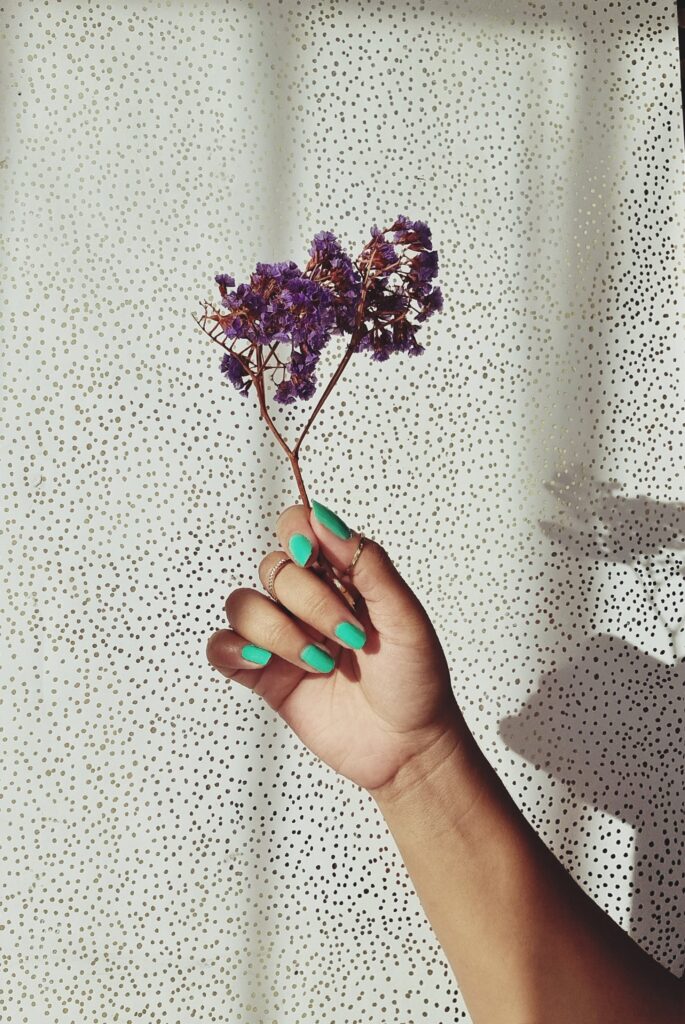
top-left (346, 533), bottom-right (366, 573)
top-left (266, 556), bottom-right (292, 602)
top-left (266, 534), bottom-right (367, 608)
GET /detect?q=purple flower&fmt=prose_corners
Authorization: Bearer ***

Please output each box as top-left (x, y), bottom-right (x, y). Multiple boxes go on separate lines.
top-left (220, 350), bottom-right (251, 397)
top-left (407, 248), bottom-right (439, 297)
top-left (273, 379), bottom-right (297, 404)
top-left (280, 277), bottom-right (337, 350)
top-left (416, 286), bottom-right (443, 322)
top-left (205, 215), bottom-right (442, 405)
top-left (305, 230), bottom-right (363, 334)
top-left (389, 215), bottom-right (432, 250)
top-left (214, 257), bottom-right (345, 404)
top-left (351, 219), bottom-right (442, 362)
top-left (358, 225), bottom-right (400, 281)
top-left (215, 273), bottom-right (236, 289)
top-left (220, 282), bottom-right (266, 343)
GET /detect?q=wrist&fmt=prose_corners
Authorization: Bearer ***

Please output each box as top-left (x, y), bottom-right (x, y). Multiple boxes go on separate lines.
top-left (367, 705), bottom-right (495, 833)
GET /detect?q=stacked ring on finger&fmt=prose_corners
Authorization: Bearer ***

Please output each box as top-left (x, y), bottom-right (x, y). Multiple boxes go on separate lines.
top-left (266, 555), bottom-right (291, 602)
top-left (224, 551), bottom-right (368, 676)
top-left (270, 536), bottom-right (368, 598)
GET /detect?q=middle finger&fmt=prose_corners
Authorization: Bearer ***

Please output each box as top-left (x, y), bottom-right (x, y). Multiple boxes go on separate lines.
top-left (258, 551), bottom-right (368, 652)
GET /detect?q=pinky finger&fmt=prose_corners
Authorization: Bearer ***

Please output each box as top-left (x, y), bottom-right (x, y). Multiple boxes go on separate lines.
top-left (206, 628), bottom-right (275, 690)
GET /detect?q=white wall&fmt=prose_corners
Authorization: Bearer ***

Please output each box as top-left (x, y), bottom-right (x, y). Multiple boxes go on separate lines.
top-left (1, 1), bottom-right (683, 1020)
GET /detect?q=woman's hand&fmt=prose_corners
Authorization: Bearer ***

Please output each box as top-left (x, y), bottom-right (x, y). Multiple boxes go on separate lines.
top-left (206, 499), bottom-right (468, 796)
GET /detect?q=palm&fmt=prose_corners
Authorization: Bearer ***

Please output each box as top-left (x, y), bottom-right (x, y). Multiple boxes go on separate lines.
top-left (250, 598), bottom-right (458, 792)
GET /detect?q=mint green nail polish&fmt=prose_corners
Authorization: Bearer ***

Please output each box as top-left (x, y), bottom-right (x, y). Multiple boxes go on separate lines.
top-left (288, 532), bottom-right (313, 567)
top-left (241, 644), bottom-right (272, 666)
top-left (334, 621), bottom-right (367, 649)
top-left (300, 643), bottom-right (335, 673)
top-left (311, 499), bottom-right (351, 540)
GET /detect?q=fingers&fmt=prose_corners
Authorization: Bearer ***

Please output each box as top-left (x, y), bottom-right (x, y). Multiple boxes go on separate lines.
top-left (207, 498), bottom-right (429, 696)
top-left (306, 498), bottom-right (425, 637)
top-left (225, 586), bottom-right (340, 674)
top-left (276, 503), bottom-right (318, 568)
top-left (206, 627), bottom-right (274, 687)
top-left (257, 552), bottom-right (368, 652)
top-left (276, 499), bottom-right (411, 612)
top-left (271, 498), bottom-right (426, 642)
top-left (206, 627), bottom-right (311, 710)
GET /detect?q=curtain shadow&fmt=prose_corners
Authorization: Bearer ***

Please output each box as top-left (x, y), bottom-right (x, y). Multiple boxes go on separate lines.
top-left (484, 0), bottom-right (682, 950)
top-left (211, 3), bottom-right (306, 1014)
top-left (678, 0), bottom-right (685, 144)
top-left (499, 463), bottom-right (685, 974)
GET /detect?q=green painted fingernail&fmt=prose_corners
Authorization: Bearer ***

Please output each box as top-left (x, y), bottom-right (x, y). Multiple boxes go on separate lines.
top-left (288, 532), bottom-right (313, 567)
top-left (334, 621), bottom-right (367, 649)
top-left (241, 644), bottom-right (272, 666)
top-left (300, 643), bottom-right (336, 673)
top-left (311, 499), bottom-right (351, 540)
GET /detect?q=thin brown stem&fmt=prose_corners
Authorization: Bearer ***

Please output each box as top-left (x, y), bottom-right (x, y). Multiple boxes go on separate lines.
top-left (291, 331), bottom-right (360, 459)
top-left (287, 452), bottom-right (310, 507)
top-left (292, 239), bottom-right (380, 458)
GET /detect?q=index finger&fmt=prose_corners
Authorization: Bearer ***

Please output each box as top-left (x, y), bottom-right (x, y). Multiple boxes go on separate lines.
top-left (276, 503), bottom-right (319, 569)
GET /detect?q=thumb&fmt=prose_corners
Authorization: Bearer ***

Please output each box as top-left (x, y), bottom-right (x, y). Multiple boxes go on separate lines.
top-left (308, 498), bottom-right (427, 638)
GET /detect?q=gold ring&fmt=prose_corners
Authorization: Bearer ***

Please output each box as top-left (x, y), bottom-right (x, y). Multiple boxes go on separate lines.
top-left (266, 556), bottom-right (292, 601)
top-left (346, 533), bottom-right (366, 574)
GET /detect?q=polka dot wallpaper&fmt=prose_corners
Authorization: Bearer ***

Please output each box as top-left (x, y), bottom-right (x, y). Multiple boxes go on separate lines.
top-left (1, 1), bottom-right (683, 1021)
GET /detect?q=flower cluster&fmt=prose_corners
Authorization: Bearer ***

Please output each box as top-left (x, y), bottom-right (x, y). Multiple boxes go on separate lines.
top-left (354, 217), bottom-right (443, 363)
top-left (207, 215), bottom-right (442, 404)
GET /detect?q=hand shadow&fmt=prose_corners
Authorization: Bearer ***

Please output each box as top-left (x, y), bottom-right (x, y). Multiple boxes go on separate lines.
top-left (499, 464), bottom-right (685, 975)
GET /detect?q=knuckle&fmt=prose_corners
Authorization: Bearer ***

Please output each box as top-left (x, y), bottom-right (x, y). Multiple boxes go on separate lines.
top-left (306, 586), bottom-right (333, 622)
top-left (352, 538), bottom-right (401, 602)
top-left (366, 537), bottom-right (394, 570)
top-left (263, 615), bottom-right (293, 651)
top-left (224, 586), bottom-right (252, 622)
top-left (259, 551), bottom-right (289, 590)
top-left (257, 553), bottom-right (273, 583)
top-left (206, 629), bottom-right (229, 664)
top-left (276, 505), bottom-right (297, 530)
top-left (258, 548), bottom-right (286, 589)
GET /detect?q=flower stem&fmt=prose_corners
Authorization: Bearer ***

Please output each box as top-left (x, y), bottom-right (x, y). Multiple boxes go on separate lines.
top-left (246, 343), bottom-right (356, 607)
top-left (292, 241), bottom-right (378, 458)
top-left (287, 450), bottom-right (310, 507)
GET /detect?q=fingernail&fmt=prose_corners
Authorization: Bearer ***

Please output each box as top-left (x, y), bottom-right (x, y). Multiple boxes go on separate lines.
top-left (311, 499), bottom-right (351, 540)
top-left (288, 532), bottom-right (313, 567)
top-left (300, 643), bottom-right (336, 673)
top-left (241, 644), bottom-right (272, 665)
top-left (334, 621), bottom-right (366, 649)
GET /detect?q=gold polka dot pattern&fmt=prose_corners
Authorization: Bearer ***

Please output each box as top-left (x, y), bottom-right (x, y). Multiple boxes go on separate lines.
top-left (1, 1), bottom-right (683, 1020)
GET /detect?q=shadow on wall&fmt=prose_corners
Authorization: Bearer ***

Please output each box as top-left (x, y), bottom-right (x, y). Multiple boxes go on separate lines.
top-left (499, 464), bottom-right (685, 974)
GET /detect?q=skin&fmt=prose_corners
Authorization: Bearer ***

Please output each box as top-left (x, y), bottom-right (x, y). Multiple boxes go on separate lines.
top-left (206, 502), bottom-right (685, 1024)
top-left (206, 502), bottom-right (467, 794)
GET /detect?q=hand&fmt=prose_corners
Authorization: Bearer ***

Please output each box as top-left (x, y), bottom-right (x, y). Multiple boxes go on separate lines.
top-left (206, 499), bottom-right (469, 797)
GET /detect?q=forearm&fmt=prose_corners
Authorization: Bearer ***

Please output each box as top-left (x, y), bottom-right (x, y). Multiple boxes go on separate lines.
top-left (369, 718), bottom-right (683, 1024)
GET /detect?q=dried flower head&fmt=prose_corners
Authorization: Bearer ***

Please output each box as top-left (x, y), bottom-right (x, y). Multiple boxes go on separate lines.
top-left (198, 216), bottom-right (442, 404)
